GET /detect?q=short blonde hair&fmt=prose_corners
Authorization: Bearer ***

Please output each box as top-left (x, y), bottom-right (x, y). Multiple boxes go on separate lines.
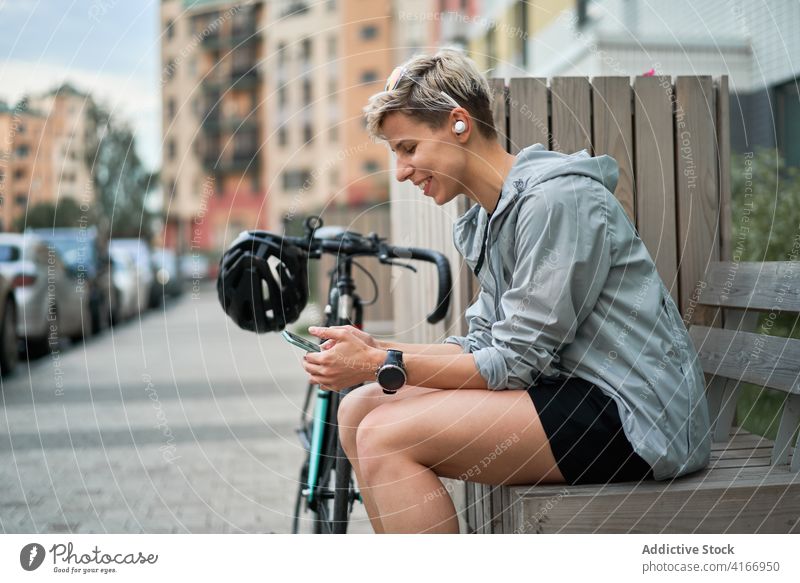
top-left (362, 48), bottom-right (498, 144)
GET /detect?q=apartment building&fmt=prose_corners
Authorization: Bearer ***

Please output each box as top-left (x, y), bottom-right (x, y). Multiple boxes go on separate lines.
top-left (161, 0), bottom-right (268, 254)
top-left (162, 0), bottom-right (396, 249)
top-left (0, 84), bottom-right (95, 232)
top-left (266, 0), bottom-right (395, 232)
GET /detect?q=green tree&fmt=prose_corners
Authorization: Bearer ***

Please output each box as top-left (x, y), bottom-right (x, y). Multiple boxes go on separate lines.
top-left (730, 147), bottom-right (800, 262)
top-left (13, 199), bottom-right (94, 231)
top-left (729, 147), bottom-right (800, 440)
top-left (85, 101), bottom-right (159, 240)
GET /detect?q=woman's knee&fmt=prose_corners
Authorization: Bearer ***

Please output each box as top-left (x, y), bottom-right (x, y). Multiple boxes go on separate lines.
top-left (354, 403), bottom-right (412, 474)
top-left (337, 382), bottom-right (385, 433)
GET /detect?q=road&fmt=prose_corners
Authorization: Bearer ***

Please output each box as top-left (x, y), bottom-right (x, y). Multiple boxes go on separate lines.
top-left (0, 282), bottom-right (372, 533)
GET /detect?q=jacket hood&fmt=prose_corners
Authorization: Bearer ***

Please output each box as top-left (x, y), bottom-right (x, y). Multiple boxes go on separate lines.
top-left (452, 143), bottom-right (620, 263)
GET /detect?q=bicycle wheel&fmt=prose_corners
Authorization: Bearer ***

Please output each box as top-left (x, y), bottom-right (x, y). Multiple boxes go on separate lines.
top-left (291, 456), bottom-right (309, 534)
top-left (312, 406), bottom-right (339, 533)
top-left (332, 436), bottom-right (354, 533)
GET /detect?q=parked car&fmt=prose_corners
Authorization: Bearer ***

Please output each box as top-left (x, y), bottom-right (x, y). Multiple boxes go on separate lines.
top-left (109, 248), bottom-right (139, 322)
top-left (179, 253), bottom-right (211, 281)
top-left (0, 233), bottom-right (90, 355)
top-left (28, 227), bottom-right (113, 336)
top-left (0, 271), bottom-right (17, 375)
top-left (109, 238), bottom-right (156, 313)
top-left (152, 248), bottom-right (183, 299)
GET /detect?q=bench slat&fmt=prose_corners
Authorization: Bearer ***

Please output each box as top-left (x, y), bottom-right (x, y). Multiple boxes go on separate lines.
top-left (698, 262), bottom-right (800, 312)
top-left (689, 325), bottom-right (800, 395)
top-left (507, 465), bottom-right (800, 533)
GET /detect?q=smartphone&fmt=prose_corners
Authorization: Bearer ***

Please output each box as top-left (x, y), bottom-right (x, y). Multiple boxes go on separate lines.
top-left (281, 330), bottom-right (322, 352)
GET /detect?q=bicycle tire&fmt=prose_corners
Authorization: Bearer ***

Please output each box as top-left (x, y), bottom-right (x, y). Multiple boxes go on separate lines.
top-left (291, 456), bottom-right (309, 534)
top-left (312, 394), bottom-right (340, 534)
top-left (332, 432), bottom-right (353, 533)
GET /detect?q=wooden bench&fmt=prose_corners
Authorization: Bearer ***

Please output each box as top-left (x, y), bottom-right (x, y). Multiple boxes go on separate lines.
top-left (388, 74), bottom-right (800, 533)
top-left (499, 260), bottom-right (800, 533)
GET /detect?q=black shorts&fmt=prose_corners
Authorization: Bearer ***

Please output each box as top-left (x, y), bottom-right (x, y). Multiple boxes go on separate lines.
top-left (526, 375), bottom-right (655, 486)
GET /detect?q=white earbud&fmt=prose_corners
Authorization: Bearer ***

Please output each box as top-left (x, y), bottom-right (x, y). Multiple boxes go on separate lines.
top-left (453, 120), bottom-right (466, 135)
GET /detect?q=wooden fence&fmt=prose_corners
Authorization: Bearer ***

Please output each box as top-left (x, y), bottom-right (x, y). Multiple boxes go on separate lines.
top-left (389, 75), bottom-right (732, 533)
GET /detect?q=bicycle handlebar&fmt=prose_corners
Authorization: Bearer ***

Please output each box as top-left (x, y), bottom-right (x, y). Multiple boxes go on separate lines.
top-left (384, 246), bottom-right (452, 324)
top-left (282, 217), bottom-right (452, 325)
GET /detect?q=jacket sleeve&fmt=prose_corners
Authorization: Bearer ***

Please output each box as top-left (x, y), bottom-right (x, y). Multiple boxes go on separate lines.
top-left (472, 182), bottom-right (613, 390)
top-left (443, 287), bottom-right (495, 353)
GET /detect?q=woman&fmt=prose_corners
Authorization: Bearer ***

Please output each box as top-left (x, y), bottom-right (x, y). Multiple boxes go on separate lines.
top-left (301, 49), bottom-right (711, 534)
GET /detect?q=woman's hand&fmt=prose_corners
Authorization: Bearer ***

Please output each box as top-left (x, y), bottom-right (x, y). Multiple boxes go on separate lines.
top-left (302, 326), bottom-right (385, 392)
top-left (312, 325), bottom-right (379, 351)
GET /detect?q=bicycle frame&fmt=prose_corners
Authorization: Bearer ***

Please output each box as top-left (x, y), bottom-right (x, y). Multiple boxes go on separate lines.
top-left (298, 254), bottom-right (364, 529)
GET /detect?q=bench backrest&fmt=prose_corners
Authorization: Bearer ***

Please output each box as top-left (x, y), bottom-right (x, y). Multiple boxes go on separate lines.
top-left (391, 75), bottom-right (733, 342)
top-left (689, 261), bottom-right (800, 471)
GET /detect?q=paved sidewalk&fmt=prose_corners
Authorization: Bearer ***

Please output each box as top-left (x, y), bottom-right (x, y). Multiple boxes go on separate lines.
top-left (0, 282), bottom-right (372, 533)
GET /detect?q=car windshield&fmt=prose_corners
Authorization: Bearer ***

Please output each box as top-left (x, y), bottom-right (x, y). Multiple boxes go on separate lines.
top-left (0, 245), bottom-right (21, 262)
top-left (44, 237), bottom-right (97, 269)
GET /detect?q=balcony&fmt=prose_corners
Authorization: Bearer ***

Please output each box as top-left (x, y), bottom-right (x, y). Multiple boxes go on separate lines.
top-left (281, 2), bottom-right (310, 18)
top-left (202, 113), bottom-right (257, 134)
top-left (201, 68), bottom-right (259, 92)
top-left (231, 20), bottom-right (258, 46)
top-left (230, 69), bottom-right (259, 89)
top-left (202, 147), bottom-right (259, 173)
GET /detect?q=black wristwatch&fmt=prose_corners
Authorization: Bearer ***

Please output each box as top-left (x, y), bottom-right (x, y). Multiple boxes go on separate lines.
top-left (376, 349), bottom-right (406, 395)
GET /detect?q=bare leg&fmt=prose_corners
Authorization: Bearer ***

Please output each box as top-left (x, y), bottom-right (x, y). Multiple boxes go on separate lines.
top-left (337, 382), bottom-right (439, 533)
top-left (356, 387), bottom-right (565, 533)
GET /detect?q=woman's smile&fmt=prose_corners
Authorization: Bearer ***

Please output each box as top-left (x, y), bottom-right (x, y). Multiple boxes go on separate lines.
top-left (423, 176), bottom-right (433, 195)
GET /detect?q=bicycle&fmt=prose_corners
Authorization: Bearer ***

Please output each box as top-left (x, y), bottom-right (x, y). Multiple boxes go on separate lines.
top-left (285, 216), bottom-right (452, 534)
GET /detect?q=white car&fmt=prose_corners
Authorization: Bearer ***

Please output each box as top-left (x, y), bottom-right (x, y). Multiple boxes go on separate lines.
top-left (110, 248), bottom-right (139, 322)
top-left (110, 239), bottom-right (155, 315)
top-left (0, 233), bottom-right (90, 354)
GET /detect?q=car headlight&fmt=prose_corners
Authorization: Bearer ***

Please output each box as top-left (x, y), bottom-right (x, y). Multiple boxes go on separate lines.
top-left (156, 268), bottom-right (170, 285)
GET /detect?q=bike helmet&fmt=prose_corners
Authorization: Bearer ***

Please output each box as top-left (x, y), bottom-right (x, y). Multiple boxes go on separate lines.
top-left (217, 230), bottom-right (308, 333)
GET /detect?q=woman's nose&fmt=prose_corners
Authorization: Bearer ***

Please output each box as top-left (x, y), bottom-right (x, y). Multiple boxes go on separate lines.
top-left (395, 160), bottom-right (414, 183)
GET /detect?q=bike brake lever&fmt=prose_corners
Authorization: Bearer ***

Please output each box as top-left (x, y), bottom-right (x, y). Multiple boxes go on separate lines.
top-left (379, 256), bottom-right (418, 273)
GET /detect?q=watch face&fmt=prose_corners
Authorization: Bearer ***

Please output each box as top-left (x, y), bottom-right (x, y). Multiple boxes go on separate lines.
top-left (378, 365), bottom-right (405, 391)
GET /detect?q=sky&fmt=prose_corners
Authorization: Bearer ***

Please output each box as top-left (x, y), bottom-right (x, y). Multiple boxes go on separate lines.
top-left (0, 0), bottom-right (161, 171)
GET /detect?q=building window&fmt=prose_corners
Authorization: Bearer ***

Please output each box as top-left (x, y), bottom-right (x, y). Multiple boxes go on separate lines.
top-left (165, 19), bottom-right (175, 40)
top-left (302, 78), bottom-right (312, 105)
top-left (277, 42), bottom-right (287, 66)
top-left (327, 36), bottom-right (336, 59)
top-left (168, 139), bottom-right (177, 161)
top-left (363, 160), bottom-right (380, 174)
top-left (278, 125), bottom-right (288, 147)
top-left (360, 25), bottom-right (378, 40)
top-left (283, 169), bottom-right (312, 190)
top-left (167, 98), bottom-right (176, 119)
top-left (164, 58), bottom-right (176, 82)
top-left (13, 169), bottom-right (24, 180)
top-left (360, 70), bottom-right (378, 84)
top-left (303, 123), bottom-right (313, 144)
top-left (15, 145), bottom-right (29, 158)
top-left (283, 1), bottom-right (310, 18)
top-left (15, 195), bottom-right (27, 206)
top-left (300, 37), bottom-right (312, 63)
top-left (328, 124), bottom-right (337, 141)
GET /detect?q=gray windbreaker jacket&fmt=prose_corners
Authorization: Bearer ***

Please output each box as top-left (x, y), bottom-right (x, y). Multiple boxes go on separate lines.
top-left (444, 143), bottom-right (711, 480)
